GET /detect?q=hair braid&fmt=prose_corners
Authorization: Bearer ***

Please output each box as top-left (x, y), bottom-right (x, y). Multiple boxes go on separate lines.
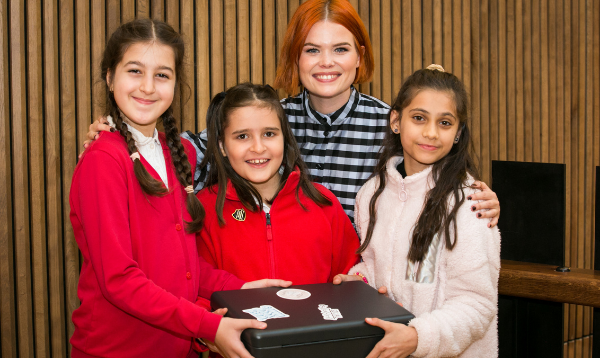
top-left (162, 109), bottom-right (205, 233)
top-left (109, 102), bottom-right (168, 196)
top-left (100, 18), bottom-right (200, 228)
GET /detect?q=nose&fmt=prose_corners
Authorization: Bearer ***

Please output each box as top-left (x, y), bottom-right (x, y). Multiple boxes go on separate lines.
top-left (319, 50), bottom-right (334, 68)
top-left (250, 136), bottom-right (266, 153)
top-left (422, 121), bottom-right (439, 140)
top-left (140, 74), bottom-right (155, 94)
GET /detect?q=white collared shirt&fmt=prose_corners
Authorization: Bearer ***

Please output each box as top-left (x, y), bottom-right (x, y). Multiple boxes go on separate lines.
top-left (125, 123), bottom-right (169, 189)
top-left (106, 115), bottom-right (169, 189)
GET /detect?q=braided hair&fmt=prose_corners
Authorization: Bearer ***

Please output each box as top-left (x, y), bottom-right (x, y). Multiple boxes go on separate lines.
top-left (100, 18), bottom-right (204, 233)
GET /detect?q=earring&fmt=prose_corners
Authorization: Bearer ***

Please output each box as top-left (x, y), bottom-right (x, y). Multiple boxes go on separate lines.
top-left (454, 137), bottom-right (459, 143)
top-left (393, 129), bottom-right (399, 133)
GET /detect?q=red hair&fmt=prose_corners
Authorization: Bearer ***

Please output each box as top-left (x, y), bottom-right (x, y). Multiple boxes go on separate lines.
top-left (274, 0), bottom-right (374, 95)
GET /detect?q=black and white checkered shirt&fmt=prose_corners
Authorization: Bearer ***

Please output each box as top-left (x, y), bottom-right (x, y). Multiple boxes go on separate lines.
top-left (181, 86), bottom-right (390, 222)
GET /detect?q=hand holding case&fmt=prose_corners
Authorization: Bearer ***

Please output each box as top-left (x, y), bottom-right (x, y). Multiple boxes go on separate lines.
top-left (211, 281), bottom-right (415, 358)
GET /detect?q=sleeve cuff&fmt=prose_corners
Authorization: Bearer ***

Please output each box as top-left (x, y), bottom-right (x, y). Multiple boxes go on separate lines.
top-left (195, 310), bottom-right (223, 342)
top-left (192, 338), bottom-right (210, 353)
top-left (408, 317), bottom-right (430, 357)
top-left (221, 275), bottom-right (246, 291)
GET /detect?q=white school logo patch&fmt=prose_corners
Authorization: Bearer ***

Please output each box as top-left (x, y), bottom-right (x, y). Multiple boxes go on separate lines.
top-left (318, 304), bottom-right (343, 320)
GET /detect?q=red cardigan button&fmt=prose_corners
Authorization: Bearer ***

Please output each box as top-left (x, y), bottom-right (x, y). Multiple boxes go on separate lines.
top-left (186, 272), bottom-right (192, 280)
top-left (175, 224), bottom-right (182, 231)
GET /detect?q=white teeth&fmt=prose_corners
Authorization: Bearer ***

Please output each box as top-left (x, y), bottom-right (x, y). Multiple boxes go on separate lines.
top-left (248, 159), bottom-right (268, 164)
top-left (315, 74), bottom-right (337, 80)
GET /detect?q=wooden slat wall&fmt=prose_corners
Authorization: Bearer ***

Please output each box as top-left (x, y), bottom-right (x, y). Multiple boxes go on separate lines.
top-left (0, 1), bottom-right (597, 356)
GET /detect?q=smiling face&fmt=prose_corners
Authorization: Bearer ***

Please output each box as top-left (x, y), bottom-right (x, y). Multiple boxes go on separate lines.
top-left (108, 42), bottom-right (176, 136)
top-left (391, 89), bottom-right (462, 176)
top-left (220, 105), bottom-right (285, 201)
top-left (298, 20), bottom-right (362, 113)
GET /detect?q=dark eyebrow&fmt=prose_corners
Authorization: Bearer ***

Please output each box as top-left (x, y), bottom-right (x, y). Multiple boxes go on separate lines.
top-left (230, 127), bottom-right (281, 135)
top-left (410, 108), bottom-right (456, 120)
top-left (124, 60), bottom-right (174, 73)
top-left (230, 129), bottom-right (248, 136)
top-left (303, 42), bottom-right (353, 47)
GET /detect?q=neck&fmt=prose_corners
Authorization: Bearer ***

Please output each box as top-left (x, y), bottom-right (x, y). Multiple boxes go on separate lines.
top-left (252, 173), bottom-right (282, 204)
top-left (403, 157), bottom-right (429, 177)
top-left (121, 111), bottom-right (157, 137)
top-left (307, 87), bottom-right (352, 114)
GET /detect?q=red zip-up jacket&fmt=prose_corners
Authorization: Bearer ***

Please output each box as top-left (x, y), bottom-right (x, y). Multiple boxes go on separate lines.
top-left (70, 131), bottom-right (245, 358)
top-left (197, 169), bottom-right (360, 285)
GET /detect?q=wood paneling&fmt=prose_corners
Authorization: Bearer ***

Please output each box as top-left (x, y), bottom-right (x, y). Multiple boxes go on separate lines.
top-left (0, 0), bottom-right (16, 357)
top-left (43, 0), bottom-right (67, 355)
top-left (27, 1), bottom-right (50, 356)
top-left (0, 1), bottom-right (597, 356)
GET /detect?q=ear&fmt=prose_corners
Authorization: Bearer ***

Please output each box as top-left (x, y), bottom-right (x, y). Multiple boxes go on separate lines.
top-left (390, 110), bottom-right (400, 133)
top-left (106, 70), bottom-right (114, 92)
top-left (454, 124), bottom-right (464, 142)
top-left (357, 46), bottom-right (365, 68)
top-left (219, 140), bottom-right (227, 157)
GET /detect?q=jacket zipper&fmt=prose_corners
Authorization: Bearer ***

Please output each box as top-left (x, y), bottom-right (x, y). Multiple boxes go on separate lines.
top-left (266, 213), bottom-right (276, 278)
top-left (399, 178), bottom-right (408, 201)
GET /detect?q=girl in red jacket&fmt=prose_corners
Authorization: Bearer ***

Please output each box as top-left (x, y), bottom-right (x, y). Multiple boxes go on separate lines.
top-left (70, 19), bottom-right (289, 358)
top-left (197, 83), bottom-right (360, 287)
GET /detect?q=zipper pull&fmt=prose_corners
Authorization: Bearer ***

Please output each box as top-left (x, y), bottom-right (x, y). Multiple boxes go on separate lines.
top-left (266, 213), bottom-right (273, 242)
top-left (399, 180), bottom-right (408, 201)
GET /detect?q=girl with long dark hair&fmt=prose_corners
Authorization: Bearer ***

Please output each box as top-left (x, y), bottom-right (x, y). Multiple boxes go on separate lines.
top-left (197, 83), bottom-right (359, 287)
top-left (70, 19), bottom-right (289, 358)
top-left (336, 65), bottom-right (501, 358)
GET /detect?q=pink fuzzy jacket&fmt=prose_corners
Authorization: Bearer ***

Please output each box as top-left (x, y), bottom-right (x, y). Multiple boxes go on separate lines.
top-left (350, 156), bottom-right (501, 358)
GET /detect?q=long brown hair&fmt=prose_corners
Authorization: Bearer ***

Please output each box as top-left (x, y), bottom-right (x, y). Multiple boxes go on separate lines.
top-left (202, 83), bottom-right (331, 226)
top-left (100, 18), bottom-right (204, 233)
top-left (357, 66), bottom-right (479, 263)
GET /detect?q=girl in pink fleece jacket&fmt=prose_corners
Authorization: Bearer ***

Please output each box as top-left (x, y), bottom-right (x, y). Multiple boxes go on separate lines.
top-left (336, 65), bottom-right (501, 357)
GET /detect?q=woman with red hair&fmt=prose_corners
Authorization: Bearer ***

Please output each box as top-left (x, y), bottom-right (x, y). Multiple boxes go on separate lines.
top-left (85, 0), bottom-right (500, 225)
top-left (270, 0), bottom-right (499, 225)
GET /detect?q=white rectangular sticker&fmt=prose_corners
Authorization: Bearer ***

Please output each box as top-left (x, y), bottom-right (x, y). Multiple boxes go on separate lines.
top-left (243, 305), bottom-right (290, 321)
top-left (318, 304), bottom-right (343, 320)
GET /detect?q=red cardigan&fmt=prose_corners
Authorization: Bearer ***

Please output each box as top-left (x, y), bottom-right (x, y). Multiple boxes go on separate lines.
top-left (197, 169), bottom-right (360, 285)
top-left (70, 131), bottom-right (244, 358)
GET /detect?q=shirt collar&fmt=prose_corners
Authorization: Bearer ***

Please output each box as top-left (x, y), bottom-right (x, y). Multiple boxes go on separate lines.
top-left (124, 122), bottom-right (160, 147)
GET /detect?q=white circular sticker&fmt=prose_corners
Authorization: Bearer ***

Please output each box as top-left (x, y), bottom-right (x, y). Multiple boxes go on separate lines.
top-left (277, 288), bottom-right (311, 300)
